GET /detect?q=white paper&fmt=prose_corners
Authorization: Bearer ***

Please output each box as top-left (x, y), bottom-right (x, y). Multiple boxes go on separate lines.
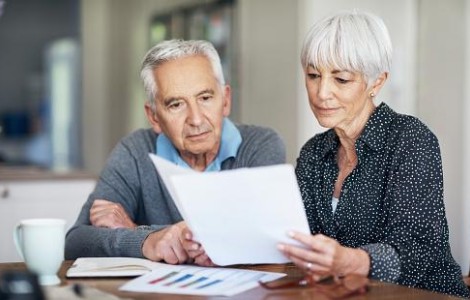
top-left (119, 263), bottom-right (285, 296)
top-left (149, 154), bottom-right (311, 265)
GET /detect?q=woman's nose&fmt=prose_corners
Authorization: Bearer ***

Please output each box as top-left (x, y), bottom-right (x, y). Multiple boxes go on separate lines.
top-left (318, 78), bottom-right (333, 100)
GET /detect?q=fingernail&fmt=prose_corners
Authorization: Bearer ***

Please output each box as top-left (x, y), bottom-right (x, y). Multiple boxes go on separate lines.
top-left (192, 243), bottom-right (199, 250)
top-left (277, 244), bottom-right (285, 251)
top-left (288, 231), bottom-right (295, 237)
top-left (185, 233), bottom-right (191, 239)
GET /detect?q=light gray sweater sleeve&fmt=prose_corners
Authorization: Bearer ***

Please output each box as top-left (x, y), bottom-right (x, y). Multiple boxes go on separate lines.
top-left (65, 130), bottom-right (178, 259)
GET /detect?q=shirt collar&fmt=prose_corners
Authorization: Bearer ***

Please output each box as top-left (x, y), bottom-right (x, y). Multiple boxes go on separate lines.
top-left (357, 102), bottom-right (395, 152)
top-left (155, 118), bottom-right (242, 172)
top-left (319, 102), bottom-right (396, 158)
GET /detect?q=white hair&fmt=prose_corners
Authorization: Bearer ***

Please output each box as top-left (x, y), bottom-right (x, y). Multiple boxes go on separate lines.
top-left (301, 10), bottom-right (392, 86)
top-left (140, 39), bottom-right (225, 111)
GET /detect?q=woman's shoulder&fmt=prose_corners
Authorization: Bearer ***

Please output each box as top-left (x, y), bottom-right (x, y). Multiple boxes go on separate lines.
top-left (298, 130), bottom-right (334, 162)
top-left (387, 109), bottom-right (438, 142)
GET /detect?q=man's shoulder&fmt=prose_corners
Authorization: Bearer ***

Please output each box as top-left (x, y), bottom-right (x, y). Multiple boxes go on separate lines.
top-left (117, 128), bottom-right (157, 154)
top-left (235, 123), bottom-right (281, 140)
top-left (231, 123), bottom-right (286, 165)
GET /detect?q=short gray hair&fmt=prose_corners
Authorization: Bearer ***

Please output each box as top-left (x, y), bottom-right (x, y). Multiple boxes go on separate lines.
top-left (140, 39), bottom-right (225, 111)
top-left (301, 10), bottom-right (392, 86)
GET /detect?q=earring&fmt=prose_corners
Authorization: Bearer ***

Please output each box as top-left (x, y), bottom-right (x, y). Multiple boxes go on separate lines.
top-left (369, 92), bottom-right (375, 98)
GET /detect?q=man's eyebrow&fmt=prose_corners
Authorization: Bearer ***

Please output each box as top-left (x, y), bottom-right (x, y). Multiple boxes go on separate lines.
top-left (195, 89), bottom-right (215, 97)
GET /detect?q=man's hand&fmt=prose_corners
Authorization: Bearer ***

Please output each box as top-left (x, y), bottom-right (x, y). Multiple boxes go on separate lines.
top-left (181, 228), bottom-right (215, 267)
top-left (142, 221), bottom-right (190, 264)
top-left (89, 199), bottom-right (137, 229)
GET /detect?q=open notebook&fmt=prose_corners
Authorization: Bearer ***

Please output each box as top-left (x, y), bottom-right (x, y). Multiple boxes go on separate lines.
top-left (66, 257), bottom-right (160, 277)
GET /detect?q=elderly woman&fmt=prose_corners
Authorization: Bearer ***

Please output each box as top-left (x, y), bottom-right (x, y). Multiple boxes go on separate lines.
top-left (277, 10), bottom-right (469, 297)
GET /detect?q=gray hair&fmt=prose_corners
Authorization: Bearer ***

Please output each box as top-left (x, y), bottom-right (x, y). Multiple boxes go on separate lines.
top-left (301, 10), bottom-right (392, 86)
top-left (140, 39), bottom-right (225, 111)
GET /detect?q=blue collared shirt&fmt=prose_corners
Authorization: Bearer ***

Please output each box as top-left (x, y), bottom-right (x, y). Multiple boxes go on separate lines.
top-left (156, 118), bottom-right (242, 172)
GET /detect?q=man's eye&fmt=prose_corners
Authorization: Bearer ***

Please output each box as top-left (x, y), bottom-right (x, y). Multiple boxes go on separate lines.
top-left (168, 101), bottom-right (184, 111)
top-left (200, 95), bottom-right (213, 102)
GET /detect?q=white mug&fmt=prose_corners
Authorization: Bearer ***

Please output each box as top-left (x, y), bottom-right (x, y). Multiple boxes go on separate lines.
top-left (13, 218), bottom-right (66, 285)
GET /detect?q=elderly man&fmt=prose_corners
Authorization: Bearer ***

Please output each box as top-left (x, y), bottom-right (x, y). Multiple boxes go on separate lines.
top-left (65, 40), bottom-right (285, 264)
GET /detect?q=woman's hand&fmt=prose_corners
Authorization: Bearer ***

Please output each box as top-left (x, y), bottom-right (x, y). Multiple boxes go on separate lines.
top-left (181, 228), bottom-right (216, 267)
top-left (278, 231), bottom-right (370, 278)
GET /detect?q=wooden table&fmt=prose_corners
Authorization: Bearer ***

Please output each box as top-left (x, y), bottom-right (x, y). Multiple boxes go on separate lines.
top-left (0, 261), bottom-right (461, 299)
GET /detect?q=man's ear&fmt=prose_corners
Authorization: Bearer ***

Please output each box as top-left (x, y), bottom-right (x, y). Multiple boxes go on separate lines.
top-left (144, 102), bottom-right (162, 133)
top-left (222, 85), bottom-right (232, 117)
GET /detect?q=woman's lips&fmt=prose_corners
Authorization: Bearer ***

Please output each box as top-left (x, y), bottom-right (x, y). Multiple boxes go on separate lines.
top-left (315, 106), bottom-right (339, 115)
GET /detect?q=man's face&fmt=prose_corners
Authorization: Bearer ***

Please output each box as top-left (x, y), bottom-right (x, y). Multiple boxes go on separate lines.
top-left (146, 55), bottom-right (231, 158)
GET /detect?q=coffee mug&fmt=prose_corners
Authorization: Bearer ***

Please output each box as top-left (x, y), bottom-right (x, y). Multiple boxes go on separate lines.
top-left (13, 218), bottom-right (66, 285)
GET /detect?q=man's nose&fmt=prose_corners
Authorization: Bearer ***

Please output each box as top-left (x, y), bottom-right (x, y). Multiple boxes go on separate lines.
top-left (187, 102), bottom-right (203, 126)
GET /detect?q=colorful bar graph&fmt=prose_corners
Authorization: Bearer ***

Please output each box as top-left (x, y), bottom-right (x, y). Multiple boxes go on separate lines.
top-left (164, 274), bottom-right (193, 286)
top-left (180, 276), bottom-right (208, 288)
top-left (196, 279), bottom-right (223, 289)
top-left (148, 271), bottom-right (178, 284)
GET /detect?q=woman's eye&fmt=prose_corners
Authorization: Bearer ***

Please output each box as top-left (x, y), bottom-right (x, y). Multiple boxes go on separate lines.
top-left (336, 77), bottom-right (349, 84)
top-left (307, 73), bottom-right (320, 79)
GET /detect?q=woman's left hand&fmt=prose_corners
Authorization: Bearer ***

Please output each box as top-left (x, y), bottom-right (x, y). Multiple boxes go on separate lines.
top-left (278, 232), bottom-right (370, 277)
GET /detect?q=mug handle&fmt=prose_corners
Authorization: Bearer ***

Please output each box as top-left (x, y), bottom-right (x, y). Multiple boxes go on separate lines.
top-left (13, 224), bottom-right (25, 261)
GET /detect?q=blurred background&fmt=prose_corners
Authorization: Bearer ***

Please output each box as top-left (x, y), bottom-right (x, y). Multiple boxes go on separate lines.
top-left (0, 0), bottom-right (469, 272)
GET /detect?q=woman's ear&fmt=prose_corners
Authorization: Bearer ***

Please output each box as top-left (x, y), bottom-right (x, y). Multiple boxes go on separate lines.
top-left (370, 72), bottom-right (388, 95)
top-left (144, 102), bottom-right (162, 133)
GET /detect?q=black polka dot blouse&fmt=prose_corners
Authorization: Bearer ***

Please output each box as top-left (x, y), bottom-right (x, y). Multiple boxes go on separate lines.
top-left (295, 103), bottom-right (469, 298)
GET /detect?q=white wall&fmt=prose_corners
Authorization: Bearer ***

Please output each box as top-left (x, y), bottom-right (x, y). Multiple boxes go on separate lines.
top-left (238, 0), bottom-right (300, 163)
top-left (417, 0), bottom-right (468, 272)
top-left (464, 0), bottom-right (470, 276)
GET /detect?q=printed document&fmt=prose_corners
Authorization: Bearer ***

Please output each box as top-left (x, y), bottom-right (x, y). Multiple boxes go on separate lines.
top-left (120, 263), bottom-right (285, 296)
top-left (149, 154), bottom-right (310, 266)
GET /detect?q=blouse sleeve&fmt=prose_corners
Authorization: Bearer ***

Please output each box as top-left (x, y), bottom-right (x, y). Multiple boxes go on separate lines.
top-left (360, 124), bottom-right (449, 286)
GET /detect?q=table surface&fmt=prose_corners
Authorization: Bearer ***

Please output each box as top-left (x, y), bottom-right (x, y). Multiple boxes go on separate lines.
top-left (0, 261), bottom-right (461, 300)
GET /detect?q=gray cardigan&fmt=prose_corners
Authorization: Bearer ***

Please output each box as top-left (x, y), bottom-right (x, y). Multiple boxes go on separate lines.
top-left (65, 125), bottom-right (285, 259)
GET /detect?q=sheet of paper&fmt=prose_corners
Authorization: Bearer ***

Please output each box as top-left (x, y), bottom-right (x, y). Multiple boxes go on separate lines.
top-left (119, 263), bottom-right (285, 296)
top-left (149, 154), bottom-right (311, 265)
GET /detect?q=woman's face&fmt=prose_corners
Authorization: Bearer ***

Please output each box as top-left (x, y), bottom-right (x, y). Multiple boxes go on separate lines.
top-left (305, 65), bottom-right (375, 132)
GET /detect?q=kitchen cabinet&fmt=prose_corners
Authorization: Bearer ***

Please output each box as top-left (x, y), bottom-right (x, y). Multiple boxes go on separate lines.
top-left (0, 176), bottom-right (95, 262)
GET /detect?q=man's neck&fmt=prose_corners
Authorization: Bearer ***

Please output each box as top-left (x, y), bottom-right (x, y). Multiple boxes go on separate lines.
top-left (180, 150), bottom-right (219, 171)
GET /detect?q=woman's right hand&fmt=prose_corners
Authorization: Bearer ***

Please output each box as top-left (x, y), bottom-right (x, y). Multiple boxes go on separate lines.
top-left (278, 231), bottom-right (370, 278)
